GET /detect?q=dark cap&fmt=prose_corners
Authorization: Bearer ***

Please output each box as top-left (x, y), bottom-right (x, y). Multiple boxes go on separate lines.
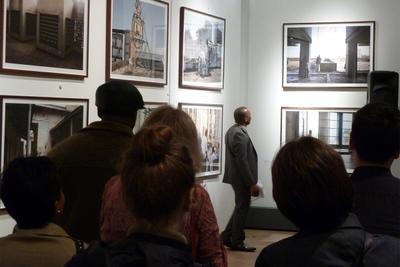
top-left (95, 81), bottom-right (144, 115)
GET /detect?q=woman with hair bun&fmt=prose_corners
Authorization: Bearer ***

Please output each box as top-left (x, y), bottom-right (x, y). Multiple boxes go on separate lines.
top-left (99, 105), bottom-right (227, 267)
top-left (66, 125), bottom-right (197, 266)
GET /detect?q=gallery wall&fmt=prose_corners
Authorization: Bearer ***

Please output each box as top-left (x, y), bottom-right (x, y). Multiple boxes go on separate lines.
top-left (1, 0), bottom-right (400, 237)
top-left (0, 0), bottom-right (244, 236)
top-left (244, 0), bottom-right (400, 214)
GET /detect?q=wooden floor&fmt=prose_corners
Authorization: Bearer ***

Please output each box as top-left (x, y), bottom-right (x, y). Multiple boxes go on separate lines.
top-left (226, 229), bottom-right (296, 267)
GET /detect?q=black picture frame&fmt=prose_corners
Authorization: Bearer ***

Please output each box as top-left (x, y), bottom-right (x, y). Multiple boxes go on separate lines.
top-left (0, 95), bottom-right (89, 209)
top-left (280, 106), bottom-right (359, 173)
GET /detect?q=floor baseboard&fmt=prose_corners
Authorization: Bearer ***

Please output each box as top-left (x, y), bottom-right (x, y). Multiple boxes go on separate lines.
top-left (245, 207), bottom-right (297, 231)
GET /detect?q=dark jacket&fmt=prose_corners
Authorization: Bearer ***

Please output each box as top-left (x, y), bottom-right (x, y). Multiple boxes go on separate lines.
top-left (351, 166), bottom-right (400, 238)
top-left (255, 213), bottom-right (400, 267)
top-left (222, 124), bottom-right (258, 187)
top-left (47, 121), bottom-right (134, 243)
top-left (65, 232), bottom-right (194, 267)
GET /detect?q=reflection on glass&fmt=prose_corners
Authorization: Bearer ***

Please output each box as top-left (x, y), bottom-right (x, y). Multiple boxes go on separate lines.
top-left (283, 108), bottom-right (358, 173)
top-left (285, 110), bottom-right (355, 149)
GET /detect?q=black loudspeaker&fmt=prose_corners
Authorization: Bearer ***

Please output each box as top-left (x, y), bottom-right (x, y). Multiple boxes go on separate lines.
top-left (367, 71), bottom-right (399, 107)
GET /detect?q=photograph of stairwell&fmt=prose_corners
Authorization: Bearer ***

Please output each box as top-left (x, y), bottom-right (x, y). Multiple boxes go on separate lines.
top-left (283, 21), bottom-right (375, 89)
top-left (106, 0), bottom-right (169, 86)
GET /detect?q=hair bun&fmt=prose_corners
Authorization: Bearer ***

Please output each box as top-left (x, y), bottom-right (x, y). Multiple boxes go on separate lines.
top-left (132, 125), bottom-right (174, 163)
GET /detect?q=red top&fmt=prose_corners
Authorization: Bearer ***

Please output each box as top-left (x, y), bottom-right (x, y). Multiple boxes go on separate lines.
top-left (100, 175), bottom-right (228, 267)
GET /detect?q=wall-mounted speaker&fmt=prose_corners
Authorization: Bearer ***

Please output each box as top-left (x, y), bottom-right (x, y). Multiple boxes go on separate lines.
top-left (367, 71), bottom-right (399, 107)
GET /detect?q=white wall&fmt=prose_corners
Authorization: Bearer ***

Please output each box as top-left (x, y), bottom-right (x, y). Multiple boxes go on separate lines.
top-left (0, 0), bottom-right (243, 236)
top-left (1, 0), bottom-right (399, 237)
top-left (168, 0), bottom-right (244, 231)
top-left (246, 0), bottom-right (400, 209)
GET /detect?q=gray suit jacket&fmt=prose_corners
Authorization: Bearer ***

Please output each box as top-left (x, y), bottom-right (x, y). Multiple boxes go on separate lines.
top-left (223, 124), bottom-right (258, 187)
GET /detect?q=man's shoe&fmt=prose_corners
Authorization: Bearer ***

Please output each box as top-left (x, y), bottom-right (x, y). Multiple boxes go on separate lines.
top-left (222, 237), bottom-right (232, 248)
top-left (230, 243), bottom-right (256, 252)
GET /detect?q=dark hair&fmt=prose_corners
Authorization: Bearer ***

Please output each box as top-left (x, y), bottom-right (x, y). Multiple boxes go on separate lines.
top-left (0, 157), bottom-right (61, 229)
top-left (271, 137), bottom-right (354, 232)
top-left (120, 125), bottom-right (195, 223)
top-left (234, 107), bottom-right (248, 124)
top-left (352, 102), bottom-right (400, 163)
top-left (140, 105), bottom-right (202, 171)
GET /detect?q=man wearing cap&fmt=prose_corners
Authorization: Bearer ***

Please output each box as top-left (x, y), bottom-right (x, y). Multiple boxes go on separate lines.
top-left (47, 81), bottom-right (144, 243)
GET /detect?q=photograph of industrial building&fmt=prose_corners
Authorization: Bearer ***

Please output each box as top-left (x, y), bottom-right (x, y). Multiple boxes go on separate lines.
top-left (2, 0), bottom-right (88, 75)
top-left (283, 22), bottom-right (374, 88)
top-left (281, 107), bottom-right (358, 172)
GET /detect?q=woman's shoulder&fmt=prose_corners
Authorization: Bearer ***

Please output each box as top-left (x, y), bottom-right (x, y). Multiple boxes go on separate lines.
top-left (0, 223), bottom-right (84, 267)
top-left (66, 233), bottom-right (193, 267)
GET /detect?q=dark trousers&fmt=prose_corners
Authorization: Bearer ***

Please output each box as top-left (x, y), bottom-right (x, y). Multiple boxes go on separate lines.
top-left (221, 184), bottom-right (251, 245)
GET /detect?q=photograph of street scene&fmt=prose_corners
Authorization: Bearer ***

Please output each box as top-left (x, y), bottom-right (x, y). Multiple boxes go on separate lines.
top-left (180, 8), bottom-right (224, 90)
top-left (180, 104), bottom-right (223, 178)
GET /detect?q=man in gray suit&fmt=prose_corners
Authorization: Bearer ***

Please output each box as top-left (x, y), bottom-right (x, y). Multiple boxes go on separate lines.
top-left (221, 107), bottom-right (259, 252)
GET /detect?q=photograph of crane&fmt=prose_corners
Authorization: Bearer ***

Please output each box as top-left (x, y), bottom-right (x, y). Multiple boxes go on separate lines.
top-left (106, 0), bottom-right (169, 86)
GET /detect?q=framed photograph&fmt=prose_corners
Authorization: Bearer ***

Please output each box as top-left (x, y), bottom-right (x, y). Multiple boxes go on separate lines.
top-left (179, 103), bottom-right (223, 178)
top-left (0, 96), bottom-right (89, 209)
top-left (281, 107), bottom-right (359, 173)
top-left (106, 0), bottom-right (169, 86)
top-left (1, 0), bottom-right (90, 78)
top-left (179, 7), bottom-right (225, 90)
top-left (283, 21), bottom-right (375, 88)
top-left (133, 101), bottom-right (168, 133)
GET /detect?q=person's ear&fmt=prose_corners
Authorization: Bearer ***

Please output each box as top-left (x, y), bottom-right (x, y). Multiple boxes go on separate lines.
top-left (183, 187), bottom-right (196, 212)
top-left (190, 186), bottom-right (196, 205)
top-left (394, 147), bottom-right (400, 160)
top-left (54, 191), bottom-right (65, 217)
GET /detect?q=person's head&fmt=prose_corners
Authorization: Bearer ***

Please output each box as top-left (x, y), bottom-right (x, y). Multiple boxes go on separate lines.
top-left (140, 105), bottom-right (202, 171)
top-left (271, 136), bottom-right (354, 232)
top-left (120, 125), bottom-right (196, 228)
top-left (350, 102), bottom-right (400, 165)
top-left (0, 156), bottom-right (64, 229)
top-left (95, 80), bottom-right (144, 128)
top-left (234, 107), bottom-right (252, 126)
